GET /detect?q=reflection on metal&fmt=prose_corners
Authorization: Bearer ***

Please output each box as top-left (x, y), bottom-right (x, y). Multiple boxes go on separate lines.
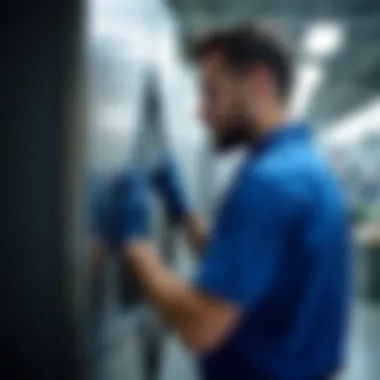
top-left (133, 70), bottom-right (168, 168)
top-left (87, 65), bottom-right (179, 379)
top-left (86, 1), bottom-right (200, 378)
top-left (129, 70), bottom-right (177, 379)
top-left (119, 70), bottom-right (174, 308)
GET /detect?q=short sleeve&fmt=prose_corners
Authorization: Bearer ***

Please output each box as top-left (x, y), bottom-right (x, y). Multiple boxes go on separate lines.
top-left (194, 170), bottom-right (286, 310)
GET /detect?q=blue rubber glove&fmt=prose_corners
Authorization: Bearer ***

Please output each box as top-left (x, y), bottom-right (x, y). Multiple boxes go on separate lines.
top-left (151, 153), bottom-right (193, 224)
top-left (111, 166), bottom-right (152, 247)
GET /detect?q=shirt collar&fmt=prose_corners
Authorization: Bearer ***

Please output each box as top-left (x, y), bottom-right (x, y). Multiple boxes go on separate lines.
top-left (252, 121), bottom-right (312, 155)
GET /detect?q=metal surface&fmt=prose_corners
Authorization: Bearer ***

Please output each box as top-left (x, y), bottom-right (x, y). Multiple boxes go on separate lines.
top-left (85, 2), bottom-right (182, 379)
top-left (0, 1), bottom-right (84, 379)
top-left (134, 72), bottom-right (169, 167)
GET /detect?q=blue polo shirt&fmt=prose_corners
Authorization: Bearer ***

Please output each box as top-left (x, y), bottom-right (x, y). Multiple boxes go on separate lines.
top-left (194, 123), bottom-right (351, 380)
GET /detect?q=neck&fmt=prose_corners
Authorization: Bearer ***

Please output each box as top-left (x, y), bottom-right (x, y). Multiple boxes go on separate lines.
top-left (250, 105), bottom-right (289, 142)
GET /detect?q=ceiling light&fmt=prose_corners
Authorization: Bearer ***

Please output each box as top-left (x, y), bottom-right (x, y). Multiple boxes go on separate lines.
top-left (303, 22), bottom-right (345, 57)
top-left (319, 98), bottom-right (380, 146)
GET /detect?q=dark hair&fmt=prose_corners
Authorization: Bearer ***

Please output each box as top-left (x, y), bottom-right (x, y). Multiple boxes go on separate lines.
top-left (189, 23), bottom-right (293, 100)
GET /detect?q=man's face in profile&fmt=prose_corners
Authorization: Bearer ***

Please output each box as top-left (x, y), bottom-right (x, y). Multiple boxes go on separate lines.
top-left (198, 53), bottom-right (265, 152)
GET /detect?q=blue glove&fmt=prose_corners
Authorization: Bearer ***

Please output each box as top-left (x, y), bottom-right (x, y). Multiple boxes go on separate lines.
top-left (111, 166), bottom-right (152, 247)
top-left (151, 153), bottom-right (192, 224)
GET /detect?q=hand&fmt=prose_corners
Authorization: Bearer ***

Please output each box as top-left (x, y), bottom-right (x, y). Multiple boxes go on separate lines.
top-left (151, 152), bottom-right (192, 224)
top-left (111, 166), bottom-right (152, 247)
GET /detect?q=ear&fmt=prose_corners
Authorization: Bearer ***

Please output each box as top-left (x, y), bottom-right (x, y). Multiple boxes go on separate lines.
top-left (260, 65), bottom-right (278, 98)
top-left (241, 66), bottom-right (272, 114)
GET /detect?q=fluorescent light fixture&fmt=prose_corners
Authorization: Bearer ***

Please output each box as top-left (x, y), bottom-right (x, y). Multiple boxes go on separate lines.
top-left (319, 98), bottom-right (380, 146)
top-left (290, 62), bottom-right (325, 118)
top-left (303, 22), bottom-right (345, 57)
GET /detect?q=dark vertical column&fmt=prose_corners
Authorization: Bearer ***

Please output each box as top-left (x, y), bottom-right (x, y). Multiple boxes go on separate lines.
top-left (0, 1), bottom-right (84, 380)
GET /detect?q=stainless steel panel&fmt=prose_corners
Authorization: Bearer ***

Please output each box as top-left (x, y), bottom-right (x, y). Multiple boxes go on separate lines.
top-left (85, 1), bottom-right (190, 379)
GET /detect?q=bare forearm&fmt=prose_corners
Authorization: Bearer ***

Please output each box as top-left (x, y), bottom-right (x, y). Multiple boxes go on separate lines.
top-left (183, 213), bottom-right (209, 254)
top-left (124, 241), bottom-right (201, 329)
top-left (124, 241), bottom-right (240, 352)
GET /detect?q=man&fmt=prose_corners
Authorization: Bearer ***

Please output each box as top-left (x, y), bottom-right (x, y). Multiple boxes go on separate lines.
top-left (114, 25), bottom-right (351, 380)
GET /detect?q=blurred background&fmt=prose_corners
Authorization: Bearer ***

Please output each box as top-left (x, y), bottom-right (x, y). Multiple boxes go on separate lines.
top-left (1, 0), bottom-right (380, 379)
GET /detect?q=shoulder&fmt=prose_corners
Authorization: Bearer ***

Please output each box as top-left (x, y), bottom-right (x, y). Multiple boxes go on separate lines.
top-left (226, 156), bottom-right (289, 219)
top-left (237, 148), bottom-right (303, 201)
top-left (255, 140), bottom-right (336, 189)
top-left (240, 143), bottom-right (336, 212)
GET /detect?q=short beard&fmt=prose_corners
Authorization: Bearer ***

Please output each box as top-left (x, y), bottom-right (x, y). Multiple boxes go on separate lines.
top-left (212, 120), bottom-right (255, 153)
